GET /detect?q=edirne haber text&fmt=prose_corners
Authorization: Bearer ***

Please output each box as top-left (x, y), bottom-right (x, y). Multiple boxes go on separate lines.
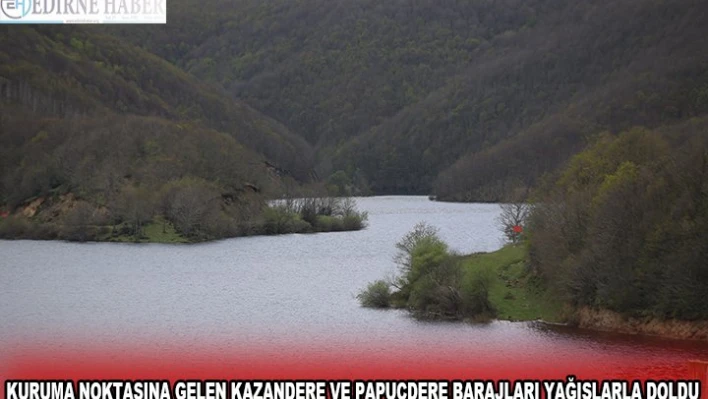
top-left (27, 0), bottom-right (165, 16)
top-left (4, 379), bottom-right (702, 399)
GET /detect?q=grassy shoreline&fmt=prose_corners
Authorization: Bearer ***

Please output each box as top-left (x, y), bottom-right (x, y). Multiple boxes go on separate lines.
top-left (106, 214), bottom-right (367, 244)
top-left (460, 245), bottom-right (564, 323)
top-left (410, 244), bottom-right (708, 340)
top-left (0, 209), bottom-right (368, 244)
top-left (0, 195), bottom-right (369, 244)
top-left (356, 221), bottom-right (565, 323)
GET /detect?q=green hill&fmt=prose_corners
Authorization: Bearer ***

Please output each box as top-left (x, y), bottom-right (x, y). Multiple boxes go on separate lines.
top-left (0, 26), bottom-right (327, 241)
top-left (0, 26), bottom-right (316, 181)
top-left (113, 0), bottom-right (708, 198)
top-left (112, 0), bottom-right (543, 146)
top-left (2, 0), bottom-right (708, 243)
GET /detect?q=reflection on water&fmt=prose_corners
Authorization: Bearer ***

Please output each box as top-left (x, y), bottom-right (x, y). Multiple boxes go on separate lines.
top-left (1, 196), bottom-right (707, 377)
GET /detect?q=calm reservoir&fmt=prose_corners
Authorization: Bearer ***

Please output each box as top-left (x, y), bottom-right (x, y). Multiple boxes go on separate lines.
top-left (2, 196), bottom-right (707, 378)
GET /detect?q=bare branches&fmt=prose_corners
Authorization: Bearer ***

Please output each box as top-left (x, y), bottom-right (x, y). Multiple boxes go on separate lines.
top-left (497, 202), bottom-right (530, 243)
top-left (394, 221), bottom-right (440, 272)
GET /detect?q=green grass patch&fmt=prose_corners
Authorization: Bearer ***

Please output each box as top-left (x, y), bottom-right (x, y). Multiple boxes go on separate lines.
top-left (142, 218), bottom-right (189, 243)
top-left (461, 245), bottom-right (563, 322)
top-left (108, 217), bottom-right (189, 243)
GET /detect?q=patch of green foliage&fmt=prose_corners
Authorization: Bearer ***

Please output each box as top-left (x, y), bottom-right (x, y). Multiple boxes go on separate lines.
top-left (462, 245), bottom-right (563, 322)
top-left (261, 206), bottom-right (312, 235)
top-left (529, 127), bottom-right (708, 321)
top-left (142, 218), bottom-right (189, 243)
top-left (359, 222), bottom-right (496, 321)
top-left (356, 280), bottom-right (391, 308)
top-left (313, 215), bottom-right (344, 232)
top-left (107, 218), bottom-right (188, 243)
top-left (359, 223), bottom-right (566, 322)
top-left (262, 197), bottom-right (368, 235)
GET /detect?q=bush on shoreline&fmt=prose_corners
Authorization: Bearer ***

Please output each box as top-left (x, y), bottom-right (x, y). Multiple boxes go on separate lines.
top-left (262, 196), bottom-right (368, 235)
top-left (358, 222), bottom-right (495, 321)
top-left (356, 280), bottom-right (391, 308)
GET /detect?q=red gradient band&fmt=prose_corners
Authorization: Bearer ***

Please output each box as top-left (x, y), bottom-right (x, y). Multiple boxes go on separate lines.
top-left (2, 340), bottom-right (693, 390)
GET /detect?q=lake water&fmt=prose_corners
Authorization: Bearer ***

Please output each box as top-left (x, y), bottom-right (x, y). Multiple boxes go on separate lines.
top-left (1, 196), bottom-right (707, 379)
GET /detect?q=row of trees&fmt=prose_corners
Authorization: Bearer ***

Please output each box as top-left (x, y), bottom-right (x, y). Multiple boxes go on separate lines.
top-left (0, 177), bottom-right (262, 242)
top-left (262, 196), bottom-right (368, 235)
top-left (528, 127), bottom-right (708, 320)
top-left (0, 177), bottom-right (369, 242)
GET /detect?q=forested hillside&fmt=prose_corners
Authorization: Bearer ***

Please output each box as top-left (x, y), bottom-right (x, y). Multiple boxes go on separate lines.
top-left (0, 26), bottom-right (316, 182)
top-left (0, 26), bottom-right (326, 241)
top-left (357, 123), bottom-right (708, 326)
top-left (114, 0), bottom-right (708, 197)
top-left (113, 0), bottom-right (543, 146)
top-left (2, 0), bottom-right (708, 242)
top-left (432, 0), bottom-right (708, 200)
top-left (529, 123), bottom-right (708, 320)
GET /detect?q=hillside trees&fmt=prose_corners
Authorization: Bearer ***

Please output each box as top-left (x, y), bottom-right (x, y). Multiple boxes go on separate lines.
top-left (0, 26), bottom-right (316, 183)
top-left (528, 126), bottom-right (708, 320)
top-left (113, 0), bottom-right (708, 197)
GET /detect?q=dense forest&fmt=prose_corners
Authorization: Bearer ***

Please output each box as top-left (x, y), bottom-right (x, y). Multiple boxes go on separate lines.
top-left (3, 0), bottom-right (708, 202)
top-left (529, 123), bottom-right (708, 321)
top-left (109, 0), bottom-right (708, 197)
top-left (0, 26), bottom-right (364, 241)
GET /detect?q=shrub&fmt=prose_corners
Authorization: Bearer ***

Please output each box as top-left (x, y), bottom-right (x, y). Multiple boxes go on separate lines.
top-left (112, 184), bottom-right (154, 237)
top-left (61, 201), bottom-right (99, 242)
top-left (159, 177), bottom-right (244, 240)
top-left (394, 223), bottom-right (445, 291)
top-left (262, 206), bottom-right (312, 234)
top-left (314, 215), bottom-right (343, 232)
top-left (342, 212), bottom-right (368, 230)
top-left (497, 202), bottom-right (531, 243)
top-left (461, 267), bottom-right (495, 317)
top-left (405, 240), bottom-right (466, 318)
top-left (297, 198), bottom-right (321, 226)
top-left (357, 280), bottom-right (392, 308)
top-left (360, 222), bottom-right (495, 320)
top-left (394, 222), bottom-right (440, 274)
top-left (265, 196), bottom-right (367, 234)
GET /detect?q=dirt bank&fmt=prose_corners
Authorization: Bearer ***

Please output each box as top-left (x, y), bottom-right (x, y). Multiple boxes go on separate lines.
top-left (574, 307), bottom-right (708, 341)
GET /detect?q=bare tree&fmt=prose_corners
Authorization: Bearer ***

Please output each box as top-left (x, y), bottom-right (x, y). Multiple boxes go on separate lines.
top-left (497, 202), bottom-right (531, 243)
top-left (163, 180), bottom-right (221, 237)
